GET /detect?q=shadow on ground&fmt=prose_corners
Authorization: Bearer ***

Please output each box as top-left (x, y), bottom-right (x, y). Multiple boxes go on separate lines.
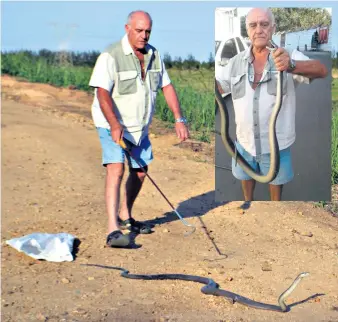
top-left (142, 190), bottom-right (250, 258)
top-left (143, 190), bottom-right (250, 227)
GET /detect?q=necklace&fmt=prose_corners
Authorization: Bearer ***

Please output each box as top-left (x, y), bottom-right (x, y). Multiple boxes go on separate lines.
top-left (254, 68), bottom-right (265, 75)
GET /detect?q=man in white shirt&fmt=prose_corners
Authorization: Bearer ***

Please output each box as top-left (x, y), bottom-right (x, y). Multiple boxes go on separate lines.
top-left (89, 10), bottom-right (189, 247)
top-left (216, 8), bottom-right (328, 201)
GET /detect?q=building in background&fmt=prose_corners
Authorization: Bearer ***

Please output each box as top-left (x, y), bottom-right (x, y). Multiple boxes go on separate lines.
top-left (272, 26), bottom-right (331, 52)
top-left (215, 7), bottom-right (333, 67)
top-left (215, 7), bottom-right (249, 67)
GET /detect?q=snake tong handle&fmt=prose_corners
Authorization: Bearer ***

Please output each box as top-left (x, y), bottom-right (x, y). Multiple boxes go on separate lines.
top-left (119, 139), bottom-right (196, 235)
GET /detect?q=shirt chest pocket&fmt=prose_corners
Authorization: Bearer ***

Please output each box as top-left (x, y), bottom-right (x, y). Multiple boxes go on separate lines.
top-left (118, 70), bottom-right (138, 95)
top-left (267, 72), bottom-right (288, 96)
top-left (149, 70), bottom-right (161, 92)
top-left (231, 73), bottom-right (246, 100)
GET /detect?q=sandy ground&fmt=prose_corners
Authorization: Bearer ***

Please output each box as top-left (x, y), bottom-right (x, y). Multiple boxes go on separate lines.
top-left (1, 75), bottom-right (338, 322)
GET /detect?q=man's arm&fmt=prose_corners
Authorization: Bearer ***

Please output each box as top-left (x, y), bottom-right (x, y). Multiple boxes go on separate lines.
top-left (288, 59), bottom-right (328, 79)
top-left (272, 48), bottom-right (328, 80)
top-left (97, 88), bottom-right (123, 143)
top-left (162, 84), bottom-right (189, 141)
top-left (161, 84), bottom-right (183, 119)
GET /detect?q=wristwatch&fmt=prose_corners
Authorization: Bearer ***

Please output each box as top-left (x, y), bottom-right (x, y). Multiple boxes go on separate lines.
top-left (288, 59), bottom-right (296, 72)
top-left (175, 117), bottom-right (187, 124)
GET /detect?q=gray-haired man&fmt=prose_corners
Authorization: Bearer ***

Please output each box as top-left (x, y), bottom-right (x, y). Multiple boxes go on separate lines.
top-left (89, 11), bottom-right (189, 247)
top-left (216, 8), bottom-right (327, 201)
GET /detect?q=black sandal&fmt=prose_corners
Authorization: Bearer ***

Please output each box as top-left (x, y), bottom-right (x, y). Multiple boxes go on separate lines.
top-left (106, 230), bottom-right (130, 247)
top-left (119, 218), bottom-right (153, 234)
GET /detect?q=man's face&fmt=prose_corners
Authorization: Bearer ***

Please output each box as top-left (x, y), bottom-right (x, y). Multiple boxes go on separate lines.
top-left (125, 13), bottom-right (152, 51)
top-left (246, 9), bottom-right (275, 49)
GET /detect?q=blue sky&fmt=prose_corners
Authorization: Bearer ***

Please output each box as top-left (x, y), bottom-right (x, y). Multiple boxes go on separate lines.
top-left (1, 1), bottom-right (337, 62)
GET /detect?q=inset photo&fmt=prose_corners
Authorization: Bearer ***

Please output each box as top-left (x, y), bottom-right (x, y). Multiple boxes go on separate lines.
top-left (215, 7), bottom-right (333, 202)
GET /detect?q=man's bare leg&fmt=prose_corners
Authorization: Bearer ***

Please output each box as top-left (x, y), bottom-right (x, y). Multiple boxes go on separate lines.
top-left (241, 179), bottom-right (256, 201)
top-left (105, 163), bottom-right (124, 234)
top-left (269, 184), bottom-right (283, 201)
top-left (119, 169), bottom-right (147, 221)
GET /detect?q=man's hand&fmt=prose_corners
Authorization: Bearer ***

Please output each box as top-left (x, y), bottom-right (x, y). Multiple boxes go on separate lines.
top-left (271, 48), bottom-right (328, 79)
top-left (110, 122), bottom-right (124, 144)
top-left (216, 80), bottom-right (225, 95)
top-left (271, 47), bottom-right (290, 72)
top-left (175, 122), bottom-right (189, 142)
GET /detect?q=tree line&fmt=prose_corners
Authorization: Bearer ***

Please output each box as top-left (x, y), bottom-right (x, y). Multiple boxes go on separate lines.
top-left (2, 48), bottom-right (337, 72)
top-left (162, 52), bottom-right (215, 70)
top-left (1, 49), bottom-right (101, 68)
top-left (1, 49), bottom-right (215, 72)
top-left (240, 8), bottom-right (331, 37)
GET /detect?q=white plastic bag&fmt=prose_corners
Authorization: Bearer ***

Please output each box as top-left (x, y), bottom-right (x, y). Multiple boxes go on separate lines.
top-left (6, 233), bottom-right (75, 262)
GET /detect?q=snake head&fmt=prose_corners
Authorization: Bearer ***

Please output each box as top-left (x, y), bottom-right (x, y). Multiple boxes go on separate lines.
top-left (266, 39), bottom-right (279, 51)
top-left (299, 272), bottom-right (310, 278)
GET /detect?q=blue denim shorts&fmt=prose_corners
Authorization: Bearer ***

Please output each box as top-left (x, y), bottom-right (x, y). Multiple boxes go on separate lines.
top-left (232, 141), bottom-right (294, 185)
top-left (96, 127), bottom-right (153, 168)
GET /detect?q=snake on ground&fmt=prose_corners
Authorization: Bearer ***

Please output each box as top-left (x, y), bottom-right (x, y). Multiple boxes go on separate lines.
top-left (83, 264), bottom-right (309, 313)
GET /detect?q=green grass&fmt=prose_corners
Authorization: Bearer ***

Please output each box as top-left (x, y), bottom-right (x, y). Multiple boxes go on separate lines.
top-left (1, 52), bottom-right (93, 91)
top-left (332, 77), bottom-right (338, 100)
top-left (156, 68), bottom-right (214, 142)
top-left (167, 69), bottom-right (214, 92)
top-left (332, 78), bottom-right (338, 184)
top-left (156, 68), bottom-right (214, 136)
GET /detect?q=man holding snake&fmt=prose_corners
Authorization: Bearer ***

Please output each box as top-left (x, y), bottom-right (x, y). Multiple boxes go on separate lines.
top-left (216, 8), bottom-right (327, 201)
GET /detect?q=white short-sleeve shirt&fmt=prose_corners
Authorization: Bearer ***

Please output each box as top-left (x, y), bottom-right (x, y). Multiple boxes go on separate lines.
top-left (89, 35), bottom-right (171, 144)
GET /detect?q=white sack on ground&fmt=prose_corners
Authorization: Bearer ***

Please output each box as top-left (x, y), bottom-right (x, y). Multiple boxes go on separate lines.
top-left (6, 233), bottom-right (75, 262)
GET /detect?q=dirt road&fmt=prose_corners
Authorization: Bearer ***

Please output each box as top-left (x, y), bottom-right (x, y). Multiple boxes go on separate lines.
top-left (1, 76), bottom-right (338, 322)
